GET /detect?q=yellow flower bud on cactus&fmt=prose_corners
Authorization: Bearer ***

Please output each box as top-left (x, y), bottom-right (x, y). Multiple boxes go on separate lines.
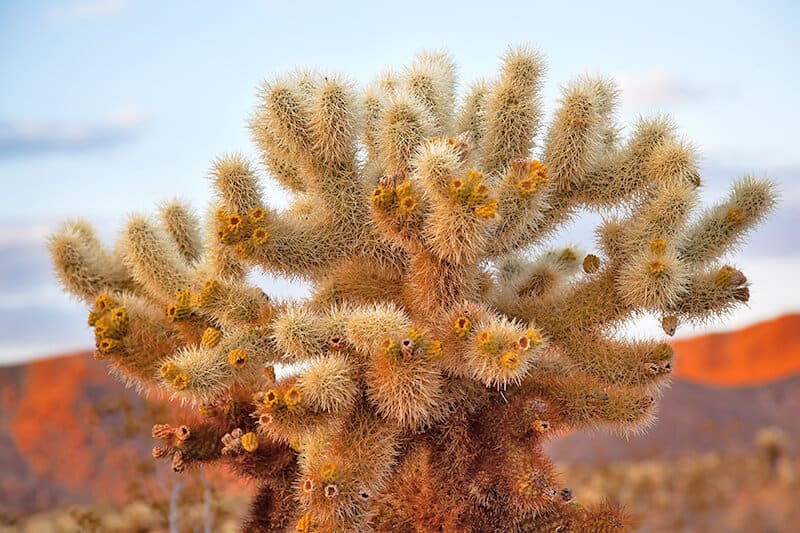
top-left (228, 348), bottom-right (248, 369)
top-left (405, 327), bottom-right (424, 343)
top-left (500, 351), bottom-right (521, 370)
top-left (476, 329), bottom-right (496, 352)
top-left (93, 317), bottom-right (109, 336)
top-left (474, 199), bottom-right (498, 218)
top-left (529, 160), bottom-right (549, 183)
top-left (197, 279), bottom-right (221, 307)
top-left (449, 177), bottom-right (466, 197)
top-left (517, 177), bottom-right (537, 197)
top-left (464, 170), bottom-right (488, 204)
top-left (285, 386), bottom-right (302, 407)
top-left (525, 328), bottom-right (543, 347)
top-left (97, 337), bottom-right (119, 354)
top-left (95, 293), bottom-right (113, 311)
top-left (398, 195), bottom-right (418, 214)
top-left (252, 226), bottom-right (270, 246)
top-left (167, 290), bottom-right (193, 321)
top-left (380, 336), bottom-right (398, 356)
top-left (649, 238), bottom-right (667, 255)
top-left (516, 478), bottom-right (533, 496)
top-left (427, 339), bottom-right (443, 359)
top-left (370, 187), bottom-right (382, 203)
top-left (227, 214), bottom-right (244, 233)
top-left (533, 419), bottom-right (550, 433)
top-left (175, 288), bottom-right (192, 308)
top-left (320, 461), bottom-right (336, 479)
top-left (241, 432), bottom-right (259, 452)
top-left (167, 303), bottom-right (191, 322)
top-left (647, 260), bottom-right (665, 277)
top-left (201, 327), bottom-right (222, 348)
top-left (234, 242), bottom-right (250, 259)
top-left (87, 310), bottom-right (103, 327)
top-left (264, 389), bottom-right (280, 408)
top-left (715, 264), bottom-right (739, 287)
top-left (466, 168), bottom-right (484, 182)
top-left (454, 316), bottom-right (472, 337)
top-left (370, 186), bottom-right (394, 208)
top-left (109, 306), bottom-right (128, 329)
top-left (296, 512), bottom-right (313, 533)
top-left (172, 373), bottom-right (190, 391)
top-left (160, 361), bottom-right (179, 380)
top-left (199, 405), bottom-right (216, 417)
top-left (248, 206), bottom-right (266, 223)
top-left (725, 206), bottom-right (745, 225)
top-left (471, 182), bottom-right (490, 202)
top-left (395, 180), bottom-right (413, 198)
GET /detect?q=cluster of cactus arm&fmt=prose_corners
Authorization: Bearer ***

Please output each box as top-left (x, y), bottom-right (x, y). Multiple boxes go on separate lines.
top-left (49, 46), bottom-right (775, 532)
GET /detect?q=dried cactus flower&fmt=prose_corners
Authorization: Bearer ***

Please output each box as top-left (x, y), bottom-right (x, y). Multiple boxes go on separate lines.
top-left (48, 45), bottom-right (776, 531)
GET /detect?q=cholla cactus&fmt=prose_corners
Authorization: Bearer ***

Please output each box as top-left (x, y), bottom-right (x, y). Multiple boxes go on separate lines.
top-left (49, 46), bottom-right (776, 532)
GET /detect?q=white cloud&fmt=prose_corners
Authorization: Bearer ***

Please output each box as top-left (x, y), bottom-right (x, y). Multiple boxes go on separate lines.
top-left (617, 69), bottom-right (707, 107)
top-left (106, 104), bottom-right (147, 128)
top-left (0, 342), bottom-right (91, 365)
top-left (0, 105), bottom-right (147, 158)
top-left (47, 0), bottom-right (128, 22)
top-left (0, 223), bottom-right (54, 247)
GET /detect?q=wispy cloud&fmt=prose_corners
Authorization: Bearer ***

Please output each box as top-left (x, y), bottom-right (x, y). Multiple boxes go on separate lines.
top-left (0, 305), bottom-right (91, 365)
top-left (0, 105), bottom-right (147, 158)
top-left (0, 223), bottom-right (54, 247)
top-left (46, 0), bottom-right (128, 22)
top-left (617, 69), bottom-right (708, 107)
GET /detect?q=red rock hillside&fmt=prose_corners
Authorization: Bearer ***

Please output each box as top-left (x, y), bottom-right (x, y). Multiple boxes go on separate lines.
top-left (673, 313), bottom-right (800, 386)
top-left (0, 353), bottom-right (168, 513)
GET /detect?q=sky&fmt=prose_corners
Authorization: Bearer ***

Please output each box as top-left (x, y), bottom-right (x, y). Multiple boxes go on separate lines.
top-left (0, 0), bottom-right (798, 364)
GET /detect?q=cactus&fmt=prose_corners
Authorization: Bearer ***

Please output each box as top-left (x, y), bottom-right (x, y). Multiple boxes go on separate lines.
top-left (48, 46), bottom-right (776, 532)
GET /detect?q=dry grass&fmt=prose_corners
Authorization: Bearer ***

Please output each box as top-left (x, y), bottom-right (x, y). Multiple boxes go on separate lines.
top-left (0, 491), bottom-right (249, 533)
top-left (561, 447), bottom-right (799, 532)
top-left (3, 446), bottom-right (796, 532)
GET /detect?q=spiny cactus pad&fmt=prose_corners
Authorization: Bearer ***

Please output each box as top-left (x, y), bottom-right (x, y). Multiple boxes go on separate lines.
top-left (49, 46), bottom-right (776, 531)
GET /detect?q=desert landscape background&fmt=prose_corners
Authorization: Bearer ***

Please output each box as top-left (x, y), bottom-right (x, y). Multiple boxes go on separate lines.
top-left (1, 313), bottom-right (798, 532)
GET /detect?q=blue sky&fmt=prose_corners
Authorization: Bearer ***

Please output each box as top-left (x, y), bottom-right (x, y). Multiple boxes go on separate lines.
top-left (1, 0), bottom-right (798, 363)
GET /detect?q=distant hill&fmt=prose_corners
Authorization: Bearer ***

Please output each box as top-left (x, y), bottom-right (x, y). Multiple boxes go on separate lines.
top-left (0, 352), bottom-right (166, 514)
top-left (1, 314), bottom-right (798, 514)
top-left (545, 372), bottom-right (800, 464)
top-left (672, 313), bottom-right (800, 386)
